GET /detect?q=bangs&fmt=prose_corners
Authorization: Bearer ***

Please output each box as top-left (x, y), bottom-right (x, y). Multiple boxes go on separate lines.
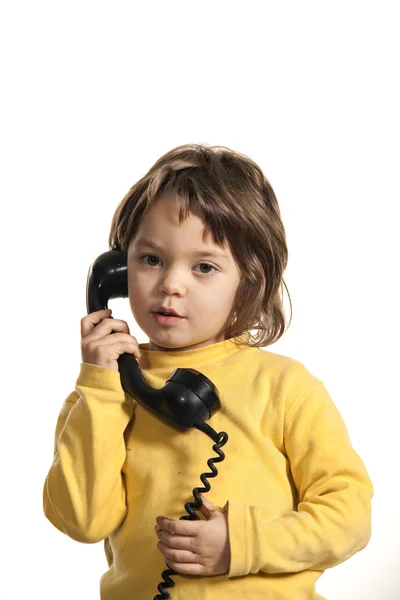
top-left (145, 168), bottom-right (231, 249)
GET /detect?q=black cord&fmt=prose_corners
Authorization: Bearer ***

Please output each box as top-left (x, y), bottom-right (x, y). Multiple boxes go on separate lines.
top-left (153, 421), bottom-right (229, 599)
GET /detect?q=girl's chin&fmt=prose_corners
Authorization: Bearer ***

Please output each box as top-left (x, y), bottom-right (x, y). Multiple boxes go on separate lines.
top-left (148, 335), bottom-right (222, 352)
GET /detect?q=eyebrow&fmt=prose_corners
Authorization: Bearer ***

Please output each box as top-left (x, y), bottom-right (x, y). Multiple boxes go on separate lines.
top-left (134, 238), bottom-right (230, 261)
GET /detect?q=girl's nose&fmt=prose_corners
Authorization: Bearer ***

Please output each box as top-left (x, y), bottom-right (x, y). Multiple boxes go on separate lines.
top-left (158, 270), bottom-right (187, 295)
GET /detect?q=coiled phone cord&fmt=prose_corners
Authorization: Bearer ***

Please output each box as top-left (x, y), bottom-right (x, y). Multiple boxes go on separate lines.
top-left (153, 419), bottom-right (229, 599)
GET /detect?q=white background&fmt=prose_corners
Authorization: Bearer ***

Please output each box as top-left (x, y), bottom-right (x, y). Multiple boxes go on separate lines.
top-left (0, 1), bottom-right (399, 599)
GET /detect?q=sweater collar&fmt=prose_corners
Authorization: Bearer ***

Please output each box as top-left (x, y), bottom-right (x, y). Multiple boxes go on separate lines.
top-left (138, 333), bottom-right (250, 371)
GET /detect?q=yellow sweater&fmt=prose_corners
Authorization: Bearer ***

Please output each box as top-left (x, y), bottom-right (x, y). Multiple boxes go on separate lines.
top-left (43, 334), bottom-right (373, 599)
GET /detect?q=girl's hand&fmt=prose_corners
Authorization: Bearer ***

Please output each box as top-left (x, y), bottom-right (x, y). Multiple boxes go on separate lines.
top-left (80, 309), bottom-right (141, 372)
top-left (154, 494), bottom-right (231, 576)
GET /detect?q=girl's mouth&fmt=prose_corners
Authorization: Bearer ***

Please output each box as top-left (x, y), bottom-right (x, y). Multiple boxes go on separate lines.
top-left (152, 312), bottom-right (184, 326)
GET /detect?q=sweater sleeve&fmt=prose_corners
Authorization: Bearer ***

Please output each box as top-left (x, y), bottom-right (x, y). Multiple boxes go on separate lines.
top-left (42, 362), bottom-right (136, 544)
top-left (225, 381), bottom-right (374, 577)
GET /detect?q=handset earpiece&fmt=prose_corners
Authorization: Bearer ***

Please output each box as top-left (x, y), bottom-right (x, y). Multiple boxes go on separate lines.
top-left (86, 250), bottom-right (221, 433)
top-left (86, 249), bottom-right (129, 313)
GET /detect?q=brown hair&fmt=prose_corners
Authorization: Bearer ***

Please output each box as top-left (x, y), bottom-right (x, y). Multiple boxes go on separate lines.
top-left (109, 143), bottom-right (292, 348)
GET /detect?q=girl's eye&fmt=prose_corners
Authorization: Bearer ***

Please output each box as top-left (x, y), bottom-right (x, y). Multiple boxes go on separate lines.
top-left (141, 255), bottom-right (160, 267)
top-left (195, 263), bottom-right (216, 274)
top-left (140, 255), bottom-right (216, 275)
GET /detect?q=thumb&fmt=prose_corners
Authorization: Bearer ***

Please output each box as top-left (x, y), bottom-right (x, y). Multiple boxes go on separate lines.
top-left (198, 494), bottom-right (218, 519)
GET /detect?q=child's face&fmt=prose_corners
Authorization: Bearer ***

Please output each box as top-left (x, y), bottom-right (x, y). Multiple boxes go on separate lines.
top-left (127, 196), bottom-right (242, 352)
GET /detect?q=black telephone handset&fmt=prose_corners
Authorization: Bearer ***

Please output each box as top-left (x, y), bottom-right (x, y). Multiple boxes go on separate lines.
top-left (86, 250), bottom-right (221, 436)
top-left (86, 250), bottom-right (229, 599)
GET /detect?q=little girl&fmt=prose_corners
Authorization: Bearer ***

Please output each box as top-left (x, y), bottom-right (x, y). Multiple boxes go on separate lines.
top-left (43, 143), bottom-right (373, 599)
